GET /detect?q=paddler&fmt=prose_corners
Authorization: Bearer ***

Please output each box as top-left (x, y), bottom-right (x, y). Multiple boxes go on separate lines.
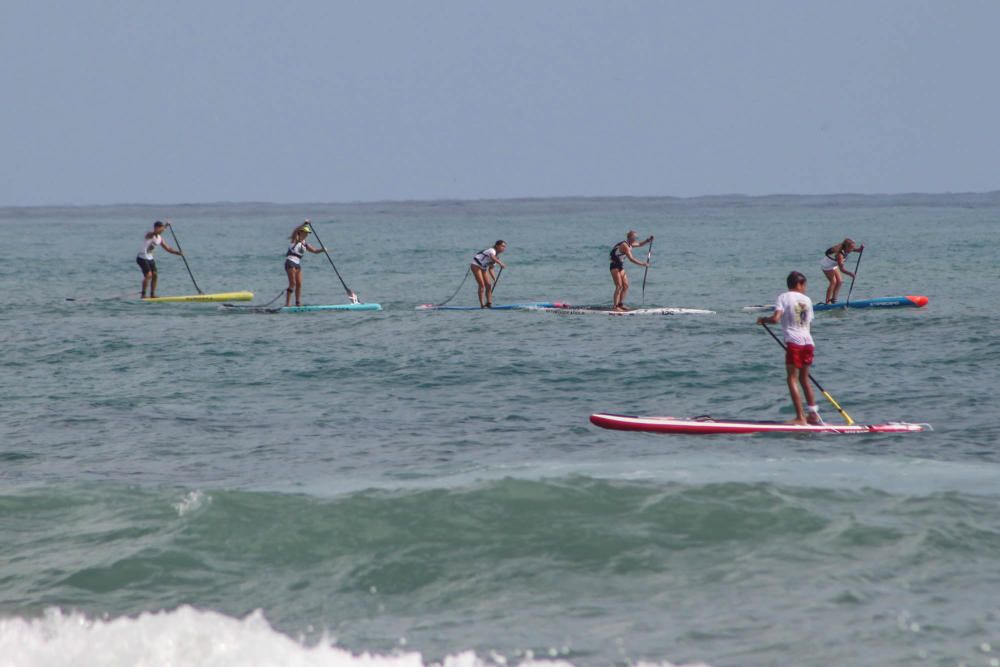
top-left (820, 238), bottom-right (863, 304)
top-left (285, 220), bottom-right (325, 307)
top-left (756, 271), bottom-right (823, 425)
top-left (471, 240), bottom-right (507, 308)
top-left (137, 220), bottom-right (183, 299)
top-left (609, 231), bottom-right (652, 311)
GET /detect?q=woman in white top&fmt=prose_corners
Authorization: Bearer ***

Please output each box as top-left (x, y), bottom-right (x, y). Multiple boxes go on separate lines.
top-left (470, 240), bottom-right (507, 308)
top-left (820, 238), bottom-right (863, 304)
top-left (136, 220), bottom-right (183, 299)
top-left (285, 221), bottom-right (324, 306)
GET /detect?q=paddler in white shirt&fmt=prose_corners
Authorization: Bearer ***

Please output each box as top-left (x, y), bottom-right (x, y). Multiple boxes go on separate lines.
top-left (137, 220), bottom-right (183, 299)
top-left (471, 240), bottom-right (507, 308)
top-left (285, 220), bottom-right (325, 307)
top-left (756, 270), bottom-right (823, 426)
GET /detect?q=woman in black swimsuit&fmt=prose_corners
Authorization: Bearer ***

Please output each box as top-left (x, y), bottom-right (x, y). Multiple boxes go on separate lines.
top-left (610, 231), bottom-right (652, 311)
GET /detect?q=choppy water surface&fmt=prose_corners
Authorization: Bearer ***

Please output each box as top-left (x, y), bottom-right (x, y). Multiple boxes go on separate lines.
top-left (1, 195), bottom-right (998, 667)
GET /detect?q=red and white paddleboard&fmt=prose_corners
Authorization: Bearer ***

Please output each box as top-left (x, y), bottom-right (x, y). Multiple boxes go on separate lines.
top-left (590, 413), bottom-right (929, 435)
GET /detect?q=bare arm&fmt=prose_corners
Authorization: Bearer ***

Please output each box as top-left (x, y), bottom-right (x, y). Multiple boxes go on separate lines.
top-left (306, 243), bottom-right (324, 253)
top-left (843, 243), bottom-right (864, 277)
top-left (160, 241), bottom-right (183, 256)
top-left (485, 250), bottom-right (506, 270)
top-left (159, 223), bottom-right (183, 255)
top-left (623, 246), bottom-right (648, 267)
top-left (757, 308), bottom-right (782, 326)
top-left (837, 255), bottom-right (855, 278)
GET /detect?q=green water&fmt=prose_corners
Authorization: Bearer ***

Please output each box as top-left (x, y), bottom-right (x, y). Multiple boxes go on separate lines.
top-left (1, 195), bottom-right (998, 666)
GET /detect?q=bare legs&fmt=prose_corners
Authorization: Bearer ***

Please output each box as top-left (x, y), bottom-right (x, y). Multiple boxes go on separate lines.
top-left (611, 268), bottom-right (630, 310)
top-left (785, 363), bottom-right (817, 425)
top-left (471, 266), bottom-right (494, 308)
top-left (823, 269), bottom-right (842, 304)
top-left (285, 266), bottom-right (302, 306)
top-left (141, 270), bottom-right (157, 298)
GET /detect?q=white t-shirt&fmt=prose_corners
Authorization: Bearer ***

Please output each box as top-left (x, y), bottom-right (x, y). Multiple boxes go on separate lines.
top-left (138, 234), bottom-right (163, 260)
top-left (472, 247), bottom-right (497, 268)
top-left (774, 290), bottom-right (814, 346)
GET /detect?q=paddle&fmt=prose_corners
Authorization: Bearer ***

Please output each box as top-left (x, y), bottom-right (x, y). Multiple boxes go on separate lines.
top-left (166, 224), bottom-right (203, 294)
top-left (641, 238), bottom-right (653, 304)
top-left (761, 323), bottom-right (855, 425)
top-left (845, 245), bottom-right (864, 306)
top-left (488, 266), bottom-right (503, 302)
top-left (304, 221), bottom-right (360, 303)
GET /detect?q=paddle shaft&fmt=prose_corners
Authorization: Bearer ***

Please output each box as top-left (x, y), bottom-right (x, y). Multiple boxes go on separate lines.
top-left (845, 246), bottom-right (864, 306)
top-left (166, 226), bottom-right (203, 294)
top-left (761, 323), bottom-right (855, 425)
top-left (641, 239), bottom-right (653, 304)
top-left (489, 265), bottom-right (503, 298)
top-left (306, 223), bottom-right (358, 302)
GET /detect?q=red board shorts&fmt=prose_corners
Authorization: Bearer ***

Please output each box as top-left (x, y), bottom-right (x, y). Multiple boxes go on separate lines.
top-left (785, 342), bottom-right (815, 369)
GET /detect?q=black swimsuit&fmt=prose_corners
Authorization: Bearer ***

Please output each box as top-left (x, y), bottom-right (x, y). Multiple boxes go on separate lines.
top-left (609, 242), bottom-right (626, 271)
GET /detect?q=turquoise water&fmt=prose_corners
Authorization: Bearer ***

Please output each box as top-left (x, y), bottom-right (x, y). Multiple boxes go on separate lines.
top-left (1, 195), bottom-right (999, 666)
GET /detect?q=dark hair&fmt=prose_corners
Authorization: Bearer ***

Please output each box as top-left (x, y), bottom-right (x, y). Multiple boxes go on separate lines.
top-left (786, 271), bottom-right (807, 289)
top-left (147, 221), bottom-right (166, 239)
top-left (494, 240), bottom-right (506, 248)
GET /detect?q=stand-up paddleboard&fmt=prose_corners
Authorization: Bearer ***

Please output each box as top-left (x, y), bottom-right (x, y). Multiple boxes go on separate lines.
top-left (416, 302), bottom-right (563, 311)
top-left (816, 295), bottom-right (928, 311)
top-left (222, 302), bottom-right (382, 313)
top-left (532, 304), bottom-right (714, 316)
top-left (590, 413), bottom-right (929, 435)
top-left (143, 291), bottom-right (254, 303)
top-left (743, 296), bottom-right (928, 312)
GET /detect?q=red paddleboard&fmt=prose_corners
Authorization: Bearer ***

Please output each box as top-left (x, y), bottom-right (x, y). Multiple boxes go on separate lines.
top-left (590, 413), bottom-right (929, 435)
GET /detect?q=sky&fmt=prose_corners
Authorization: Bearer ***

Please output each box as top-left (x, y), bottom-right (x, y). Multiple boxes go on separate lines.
top-left (1, 0), bottom-right (998, 205)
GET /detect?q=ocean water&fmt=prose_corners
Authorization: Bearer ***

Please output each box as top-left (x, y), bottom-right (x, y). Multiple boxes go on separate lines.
top-left (1, 194), bottom-right (999, 667)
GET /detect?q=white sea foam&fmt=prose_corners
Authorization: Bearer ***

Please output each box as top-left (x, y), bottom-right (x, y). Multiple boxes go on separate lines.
top-left (281, 451), bottom-right (1000, 501)
top-left (0, 606), bottom-right (710, 667)
top-left (172, 490), bottom-right (210, 517)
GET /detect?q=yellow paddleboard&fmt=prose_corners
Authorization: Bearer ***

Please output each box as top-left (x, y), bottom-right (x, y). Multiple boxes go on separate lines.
top-left (143, 291), bottom-right (254, 303)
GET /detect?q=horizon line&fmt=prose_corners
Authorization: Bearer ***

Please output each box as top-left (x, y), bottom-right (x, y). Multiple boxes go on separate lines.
top-left (2, 189), bottom-right (999, 210)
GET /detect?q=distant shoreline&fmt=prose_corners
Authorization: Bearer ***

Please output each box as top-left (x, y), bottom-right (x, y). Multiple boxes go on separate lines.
top-left (3, 190), bottom-right (1000, 212)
